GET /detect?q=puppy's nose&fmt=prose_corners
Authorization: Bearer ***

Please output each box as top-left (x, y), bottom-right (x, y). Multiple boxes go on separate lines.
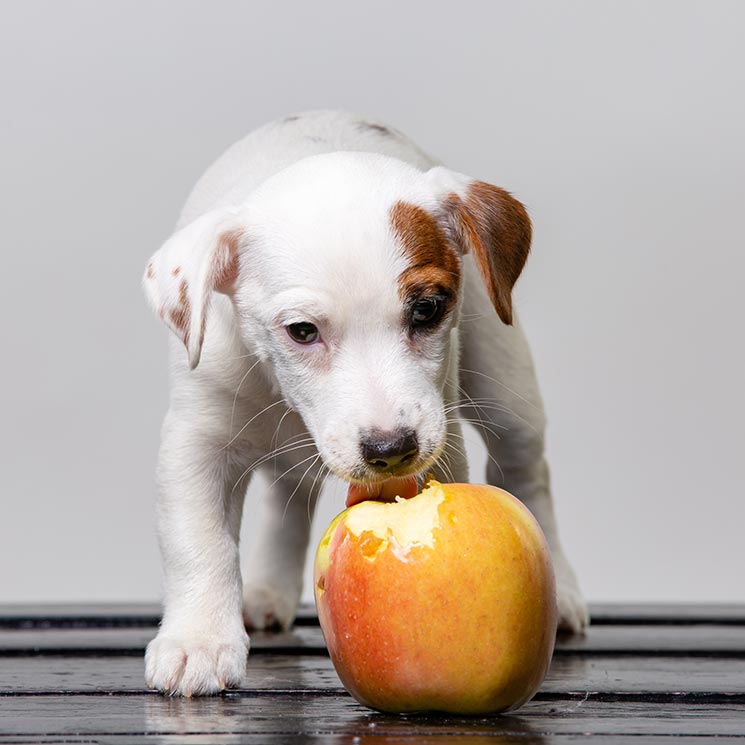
top-left (360, 429), bottom-right (419, 473)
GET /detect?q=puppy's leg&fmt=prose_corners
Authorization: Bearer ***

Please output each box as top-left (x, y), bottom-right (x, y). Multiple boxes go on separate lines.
top-left (242, 454), bottom-right (324, 630)
top-left (145, 411), bottom-right (251, 696)
top-left (459, 314), bottom-right (588, 633)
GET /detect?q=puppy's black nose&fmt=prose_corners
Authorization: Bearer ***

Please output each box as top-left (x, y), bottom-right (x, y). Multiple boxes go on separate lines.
top-left (360, 429), bottom-right (419, 473)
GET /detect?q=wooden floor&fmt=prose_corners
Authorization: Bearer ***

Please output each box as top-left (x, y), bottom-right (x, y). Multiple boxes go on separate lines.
top-left (0, 604), bottom-right (743, 743)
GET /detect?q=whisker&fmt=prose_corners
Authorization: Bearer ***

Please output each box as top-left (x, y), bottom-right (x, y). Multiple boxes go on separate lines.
top-left (223, 399), bottom-right (287, 450)
top-left (448, 387), bottom-right (509, 426)
top-left (223, 350), bottom-right (262, 362)
top-left (319, 469), bottom-right (339, 508)
top-left (444, 427), bottom-right (505, 483)
top-left (436, 449), bottom-right (455, 482)
top-left (307, 462), bottom-right (330, 524)
top-left (445, 416), bottom-right (507, 434)
top-left (266, 452), bottom-right (322, 495)
top-left (229, 440), bottom-right (316, 497)
top-left (274, 431), bottom-right (315, 449)
top-left (272, 432), bottom-right (308, 481)
top-left (255, 439), bottom-right (316, 468)
top-left (459, 311), bottom-right (490, 324)
top-left (445, 394), bottom-right (515, 411)
top-left (442, 438), bottom-right (468, 471)
top-left (228, 356), bottom-right (264, 438)
top-left (442, 437), bottom-right (468, 463)
top-left (449, 383), bottom-right (539, 437)
top-left (446, 401), bottom-right (522, 416)
top-left (270, 407), bottom-right (295, 455)
top-left (280, 455), bottom-right (322, 525)
top-left (459, 367), bottom-right (542, 414)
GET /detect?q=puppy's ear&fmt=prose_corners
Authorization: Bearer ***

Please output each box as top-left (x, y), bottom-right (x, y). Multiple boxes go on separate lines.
top-left (425, 167), bottom-right (532, 325)
top-left (143, 209), bottom-right (245, 369)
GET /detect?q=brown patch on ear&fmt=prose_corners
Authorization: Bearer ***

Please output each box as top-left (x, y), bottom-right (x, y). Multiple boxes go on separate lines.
top-left (211, 228), bottom-right (243, 293)
top-left (178, 278), bottom-right (188, 307)
top-left (146, 263), bottom-right (154, 280)
top-left (390, 201), bottom-right (461, 304)
top-left (442, 182), bottom-right (531, 325)
top-left (169, 278), bottom-right (192, 346)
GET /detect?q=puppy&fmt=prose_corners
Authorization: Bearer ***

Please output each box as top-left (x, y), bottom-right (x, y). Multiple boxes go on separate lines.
top-left (142, 110), bottom-right (587, 696)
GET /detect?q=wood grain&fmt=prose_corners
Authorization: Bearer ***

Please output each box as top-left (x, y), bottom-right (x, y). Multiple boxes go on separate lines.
top-left (0, 604), bottom-right (743, 741)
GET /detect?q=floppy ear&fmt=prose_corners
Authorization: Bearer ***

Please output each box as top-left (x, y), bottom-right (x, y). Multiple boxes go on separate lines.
top-left (426, 167), bottom-right (532, 325)
top-left (142, 209), bottom-right (244, 369)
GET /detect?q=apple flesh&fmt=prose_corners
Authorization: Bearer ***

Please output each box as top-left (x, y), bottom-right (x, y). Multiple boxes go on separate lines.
top-left (314, 480), bottom-right (557, 714)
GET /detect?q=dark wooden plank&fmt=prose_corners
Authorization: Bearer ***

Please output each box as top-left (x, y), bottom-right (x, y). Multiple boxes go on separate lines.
top-left (0, 695), bottom-right (744, 738)
top-left (589, 603), bottom-right (745, 626)
top-left (0, 737), bottom-right (354, 745)
top-left (0, 604), bottom-right (162, 629)
top-left (555, 624), bottom-right (745, 655)
top-left (2, 624), bottom-right (743, 655)
top-left (2, 604), bottom-right (744, 741)
top-left (2, 603), bottom-right (743, 629)
top-left (0, 736), bottom-right (731, 745)
top-left (0, 655), bottom-right (341, 694)
top-left (0, 737), bottom-right (737, 745)
top-left (0, 604), bottom-right (319, 629)
top-left (0, 626), bottom-right (325, 655)
top-left (1, 654), bottom-right (744, 696)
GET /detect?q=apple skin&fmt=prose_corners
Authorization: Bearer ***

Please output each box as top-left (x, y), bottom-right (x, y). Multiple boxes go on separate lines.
top-left (314, 480), bottom-right (557, 714)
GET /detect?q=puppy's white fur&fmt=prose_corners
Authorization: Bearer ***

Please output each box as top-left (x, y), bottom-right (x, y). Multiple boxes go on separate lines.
top-left (143, 111), bottom-right (587, 696)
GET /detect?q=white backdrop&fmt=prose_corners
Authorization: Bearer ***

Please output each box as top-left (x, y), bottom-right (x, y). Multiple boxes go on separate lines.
top-left (1, 0), bottom-right (742, 606)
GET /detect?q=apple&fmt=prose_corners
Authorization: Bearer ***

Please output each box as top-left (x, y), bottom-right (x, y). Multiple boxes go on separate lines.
top-left (314, 479), bottom-right (557, 714)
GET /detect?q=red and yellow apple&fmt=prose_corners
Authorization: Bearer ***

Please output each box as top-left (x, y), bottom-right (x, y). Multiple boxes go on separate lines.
top-left (314, 479), bottom-right (557, 714)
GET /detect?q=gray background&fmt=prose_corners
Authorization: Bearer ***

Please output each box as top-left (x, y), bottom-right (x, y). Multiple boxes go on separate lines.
top-left (1, 0), bottom-right (742, 606)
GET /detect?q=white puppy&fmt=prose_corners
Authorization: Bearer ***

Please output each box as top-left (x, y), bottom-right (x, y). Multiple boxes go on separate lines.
top-left (142, 111), bottom-right (587, 696)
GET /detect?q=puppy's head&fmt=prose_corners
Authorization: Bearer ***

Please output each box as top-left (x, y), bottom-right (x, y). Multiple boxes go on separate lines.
top-left (144, 153), bottom-right (530, 502)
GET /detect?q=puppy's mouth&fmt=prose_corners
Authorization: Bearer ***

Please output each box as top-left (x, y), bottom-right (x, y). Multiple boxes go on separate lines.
top-left (345, 475), bottom-right (420, 508)
top-left (343, 441), bottom-right (446, 508)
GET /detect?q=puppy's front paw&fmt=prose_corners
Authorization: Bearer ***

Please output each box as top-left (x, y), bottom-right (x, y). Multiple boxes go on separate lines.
top-left (243, 583), bottom-right (298, 631)
top-left (145, 629), bottom-right (249, 696)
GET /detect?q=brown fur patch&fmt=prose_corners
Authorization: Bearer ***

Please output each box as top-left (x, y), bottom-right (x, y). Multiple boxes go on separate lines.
top-left (178, 278), bottom-right (188, 307)
top-left (211, 228), bottom-right (243, 293)
top-left (441, 183), bottom-right (531, 325)
top-left (390, 201), bottom-right (461, 308)
top-left (169, 278), bottom-right (191, 346)
top-left (172, 266), bottom-right (181, 277)
top-left (146, 263), bottom-right (154, 279)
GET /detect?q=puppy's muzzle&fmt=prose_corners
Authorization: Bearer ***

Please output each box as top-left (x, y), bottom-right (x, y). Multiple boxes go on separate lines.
top-left (360, 428), bottom-right (419, 474)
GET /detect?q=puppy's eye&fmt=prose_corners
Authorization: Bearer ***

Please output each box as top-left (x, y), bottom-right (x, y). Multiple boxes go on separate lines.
top-left (411, 296), bottom-right (446, 328)
top-left (286, 322), bottom-right (320, 345)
